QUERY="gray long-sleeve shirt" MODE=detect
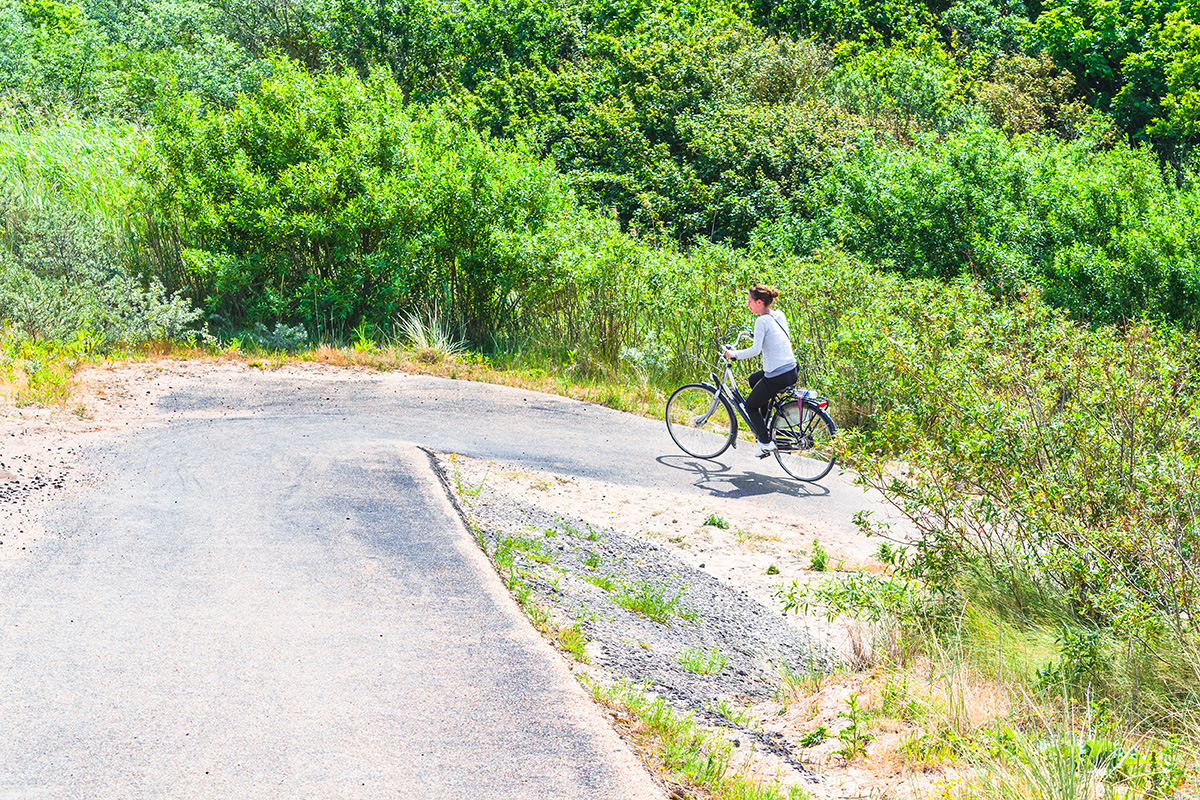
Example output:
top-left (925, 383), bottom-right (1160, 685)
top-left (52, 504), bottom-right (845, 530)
top-left (732, 310), bottom-right (797, 377)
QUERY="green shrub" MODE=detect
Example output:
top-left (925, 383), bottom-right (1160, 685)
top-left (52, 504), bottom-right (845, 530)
top-left (0, 113), bottom-right (205, 349)
top-left (0, 197), bottom-right (199, 346)
top-left (147, 59), bottom-right (589, 341)
top-left (816, 276), bottom-right (1200, 712)
top-left (0, 0), bottom-right (116, 114)
top-left (0, 328), bottom-right (84, 404)
top-left (778, 123), bottom-right (1200, 325)
top-left (809, 540), bottom-right (828, 572)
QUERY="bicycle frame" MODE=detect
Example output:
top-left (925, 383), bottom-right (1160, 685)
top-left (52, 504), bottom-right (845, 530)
top-left (690, 335), bottom-right (758, 446)
top-left (691, 334), bottom-right (830, 447)
top-left (666, 330), bottom-right (837, 481)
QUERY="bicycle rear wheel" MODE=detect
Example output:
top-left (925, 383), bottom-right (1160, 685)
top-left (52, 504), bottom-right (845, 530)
top-left (665, 383), bottom-right (736, 459)
top-left (770, 400), bottom-right (836, 482)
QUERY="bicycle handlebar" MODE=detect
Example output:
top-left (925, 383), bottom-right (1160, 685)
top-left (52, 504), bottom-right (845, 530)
top-left (718, 329), bottom-right (752, 360)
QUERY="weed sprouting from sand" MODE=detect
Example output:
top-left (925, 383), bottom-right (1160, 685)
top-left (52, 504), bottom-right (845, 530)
top-left (836, 692), bottom-right (874, 762)
top-left (809, 540), bottom-right (828, 572)
top-left (775, 662), bottom-right (835, 705)
top-left (614, 579), bottom-right (697, 624)
top-left (678, 646), bottom-right (728, 675)
top-left (499, 534), bottom-right (557, 565)
top-left (449, 453), bottom-right (490, 500)
top-left (584, 679), bottom-right (745, 796)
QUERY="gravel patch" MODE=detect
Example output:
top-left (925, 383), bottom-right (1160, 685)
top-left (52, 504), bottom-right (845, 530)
top-left (0, 425), bottom-right (97, 559)
top-left (430, 450), bottom-right (837, 778)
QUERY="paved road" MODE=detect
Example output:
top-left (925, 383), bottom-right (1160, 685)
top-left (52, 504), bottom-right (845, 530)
top-left (0, 370), bottom-right (889, 798)
top-left (157, 371), bottom-right (882, 530)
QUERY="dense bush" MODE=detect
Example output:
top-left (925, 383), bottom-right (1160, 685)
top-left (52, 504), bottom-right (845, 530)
top-left (766, 123), bottom-right (1200, 325)
top-left (1034, 0), bottom-right (1200, 149)
top-left (734, 252), bottom-right (1200, 709)
top-left (0, 0), bottom-right (117, 113)
top-left (0, 0), bottom-right (278, 115)
top-left (840, 286), bottom-right (1200, 704)
top-left (146, 60), bottom-right (592, 339)
top-left (0, 196), bottom-right (200, 346)
top-left (6, 0), bottom-right (1200, 331)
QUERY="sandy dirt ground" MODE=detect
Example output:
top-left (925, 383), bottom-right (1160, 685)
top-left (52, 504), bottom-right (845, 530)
top-left (440, 451), bottom-right (881, 650)
top-left (442, 451), bottom-right (959, 800)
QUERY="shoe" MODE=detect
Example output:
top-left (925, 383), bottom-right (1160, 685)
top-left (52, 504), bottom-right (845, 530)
top-left (754, 440), bottom-right (777, 458)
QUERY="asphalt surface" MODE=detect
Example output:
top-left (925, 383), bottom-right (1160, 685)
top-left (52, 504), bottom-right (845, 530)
top-left (0, 370), bottom-right (888, 798)
top-left (154, 371), bottom-right (879, 527)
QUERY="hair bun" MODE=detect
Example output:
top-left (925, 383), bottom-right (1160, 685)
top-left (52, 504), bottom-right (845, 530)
top-left (750, 284), bottom-right (780, 302)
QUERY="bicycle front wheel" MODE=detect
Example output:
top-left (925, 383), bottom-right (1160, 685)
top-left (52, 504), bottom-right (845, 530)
top-left (665, 383), bottom-right (736, 459)
top-left (770, 400), bottom-right (837, 482)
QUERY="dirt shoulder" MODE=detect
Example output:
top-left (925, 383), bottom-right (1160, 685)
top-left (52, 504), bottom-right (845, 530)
top-left (437, 450), bottom-right (952, 800)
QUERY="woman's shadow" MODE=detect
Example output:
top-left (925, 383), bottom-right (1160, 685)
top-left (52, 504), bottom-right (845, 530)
top-left (655, 453), bottom-right (830, 499)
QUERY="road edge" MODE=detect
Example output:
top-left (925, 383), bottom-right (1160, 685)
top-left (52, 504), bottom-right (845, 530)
top-left (414, 445), bottom-right (667, 800)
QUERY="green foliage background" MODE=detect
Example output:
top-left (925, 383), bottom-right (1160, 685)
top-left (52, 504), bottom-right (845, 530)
top-left (6, 0), bottom-right (1200, 727)
top-left (7, 0), bottom-right (1200, 333)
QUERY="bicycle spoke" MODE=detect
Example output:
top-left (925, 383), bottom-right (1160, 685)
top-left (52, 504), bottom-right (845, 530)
top-left (666, 384), bottom-right (736, 459)
top-left (770, 400), bottom-right (836, 481)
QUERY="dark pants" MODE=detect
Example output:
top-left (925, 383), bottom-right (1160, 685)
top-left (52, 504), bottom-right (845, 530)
top-left (745, 367), bottom-right (798, 443)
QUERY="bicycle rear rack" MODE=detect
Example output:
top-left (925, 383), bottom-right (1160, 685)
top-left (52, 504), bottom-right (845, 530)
top-left (792, 387), bottom-right (830, 410)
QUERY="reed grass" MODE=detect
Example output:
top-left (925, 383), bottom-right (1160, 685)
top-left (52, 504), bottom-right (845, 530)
top-left (0, 115), bottom-right (148, 223)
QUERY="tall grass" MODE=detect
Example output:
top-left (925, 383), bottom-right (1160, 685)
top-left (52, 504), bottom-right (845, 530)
top-left (0, 115), bottom-right (200, 353)
top-left (0, 115), bottom-right (148, 223)
top-left (0, 114), bottom-right (193, 298)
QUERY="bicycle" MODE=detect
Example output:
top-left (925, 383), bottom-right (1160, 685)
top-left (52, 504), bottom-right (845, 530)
top-left (664, 330), bottom-right (837, 482)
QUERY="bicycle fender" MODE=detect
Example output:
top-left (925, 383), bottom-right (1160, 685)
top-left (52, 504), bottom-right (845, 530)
top-left (802, 399), bottom-right (837, 433)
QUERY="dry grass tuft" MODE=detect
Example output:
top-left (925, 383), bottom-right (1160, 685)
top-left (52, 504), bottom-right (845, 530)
top-left (414, 347), bottom-right (442, 364)
top-left (305, 344), bottom-right (398, 368)
top-left (136, 340), bottom-right (183, 358)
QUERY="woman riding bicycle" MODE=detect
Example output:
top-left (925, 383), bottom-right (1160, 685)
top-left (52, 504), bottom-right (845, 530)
top-left (724, 285), bottom-right (798, 458)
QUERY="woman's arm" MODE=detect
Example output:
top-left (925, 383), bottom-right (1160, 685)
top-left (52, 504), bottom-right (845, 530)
top-left (729, 316), bottom-right (766, 360)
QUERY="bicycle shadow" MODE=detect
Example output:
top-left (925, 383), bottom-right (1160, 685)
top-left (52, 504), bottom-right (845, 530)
top-left (655, 454), bottom-right (831, 499)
